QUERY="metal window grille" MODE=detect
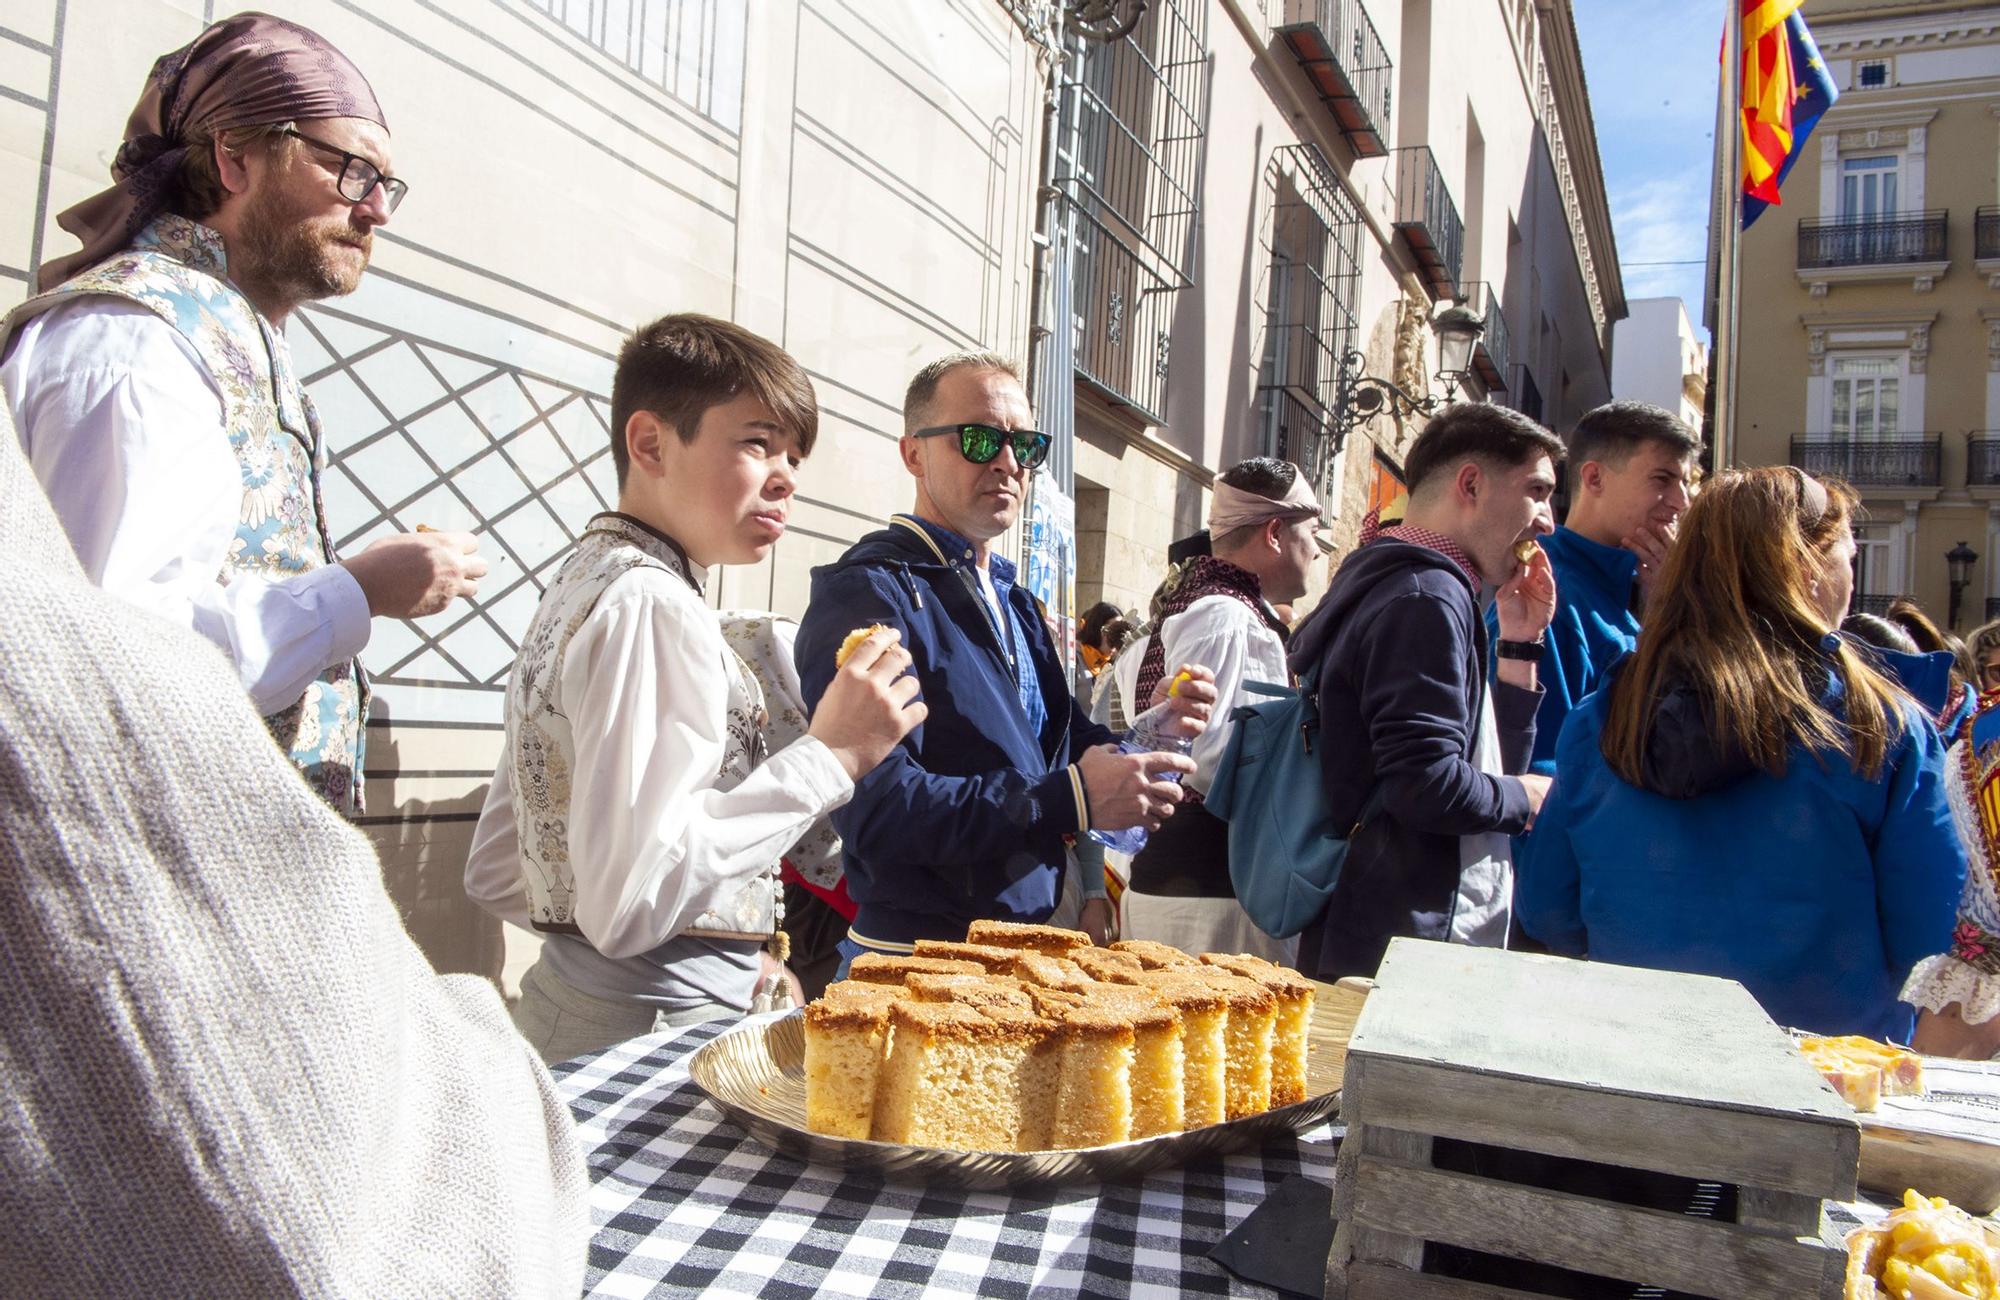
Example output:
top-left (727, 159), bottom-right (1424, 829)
top-left (1254, 144), bottom-right (1361, 499)
top-left (1858, 60), bottom-right (1888, 88)
top-left (528, 0), bottom-right (747, 131)
top-left (1053, 0), bottom-right (1209, 423)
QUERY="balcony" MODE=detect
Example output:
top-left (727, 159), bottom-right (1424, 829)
top-left (1988, 596), bottom-right (2000, 623)
top-left (1969, 434), bottom-right (2000, 488)
top-left (1979, 207), bottom-right (2000, 287)
top-left (1462, 281), bottom-right (1510, 393)
top-left (1274, 0), bottom-right (1393, 158)
top-left (1796, 210), bottom-right (1948, 294)
top-left (1256, 381), bottom-right (1340, 501)
top-left (1853, 594), bottom-right (1899, 617)
top-left (1789, 435), bottom-right (1942, 490)
top-left (1067, 199), bottom-right (1177, 425)
top-left (1391, 146), bottom-right (1463, 300)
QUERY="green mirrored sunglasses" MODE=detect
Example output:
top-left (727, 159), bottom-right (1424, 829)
top-left (913, 423), bottom-right (1051, 470)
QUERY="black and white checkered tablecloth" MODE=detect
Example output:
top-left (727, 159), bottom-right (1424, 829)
top-left (552, 1015), bottom-right (1334, 1298)
top-left (552, 1017), bottom-right (1902, 1300)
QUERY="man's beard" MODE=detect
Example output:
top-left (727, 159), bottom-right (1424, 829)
top-left (234, 184), bottom-right (371, 312)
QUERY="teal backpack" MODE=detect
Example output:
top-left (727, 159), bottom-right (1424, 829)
top-left (1205, 664), bottom-right (1379, 939)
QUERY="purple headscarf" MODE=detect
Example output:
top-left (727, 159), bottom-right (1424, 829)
top-left (36, 11), bottom-right (387, 291)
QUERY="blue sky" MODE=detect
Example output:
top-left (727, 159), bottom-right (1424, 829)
top-left (1573, 0), bottom-right (1722, 342)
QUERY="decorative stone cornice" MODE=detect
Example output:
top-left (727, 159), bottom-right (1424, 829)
top-left (1532, 0), bottom-right (1626, 340)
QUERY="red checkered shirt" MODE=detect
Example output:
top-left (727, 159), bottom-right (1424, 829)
top-left (1374, 523), bottom-right (1481, 592)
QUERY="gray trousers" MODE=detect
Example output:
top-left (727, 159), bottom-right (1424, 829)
top-left (511, 958), bottom-right (736, 1066)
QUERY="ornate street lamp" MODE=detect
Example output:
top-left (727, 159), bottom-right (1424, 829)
top-left (1947, 540), bottom-right (1979, 629)
top-left (1330, 303), bottom-right (1486, 455)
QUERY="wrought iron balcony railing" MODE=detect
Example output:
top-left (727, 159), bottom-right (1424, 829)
top-left (1987, 596), bottom-right (2000, 623)
top-left (1789, 435), bottom-right (1942, 488)
top-left (1853, 594), bottom-right (1899, 617)
top-left (1067, 198), bottom-right (1176, 424)
top-left (1462, 281), bottom-right (1510, 393)
top-left (1273, 0), bottom-right (1393, 158)
top-left (1391, 146), bottom-right (1463, 300)
top-left (1969, 435), bottom-right (2000, 487)
top-left (1796, 210), bottom-right (1947, 269)
top-left (1256, 381), bottom-right (1340, 501)
top-left (1979, 207), bottom-right (2000, 261)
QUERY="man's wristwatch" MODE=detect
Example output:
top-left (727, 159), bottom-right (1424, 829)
top-left (1495, 636), bottom-right (1546, 662)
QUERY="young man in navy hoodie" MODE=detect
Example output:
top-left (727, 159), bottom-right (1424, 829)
top-left (1288, 403), bottom-right (1562, 980)
top-left (1513, 400), bottom-right (1698, 778)
top-left (794, 352), bottom-right (1215, 969)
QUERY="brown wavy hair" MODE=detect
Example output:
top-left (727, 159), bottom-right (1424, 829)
top-left (1601, 467), bottom-right (1906, 783)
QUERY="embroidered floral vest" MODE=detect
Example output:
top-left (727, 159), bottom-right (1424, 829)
top-left (508, 513), bottom-right (779, 941)
top-left (2, 215), bottom-right (367, 814)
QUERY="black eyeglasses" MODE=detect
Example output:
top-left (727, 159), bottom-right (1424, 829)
top-left (281, 127), bottom-right (409, 213)
top-left (913, 423), bottom-right (1051, 470)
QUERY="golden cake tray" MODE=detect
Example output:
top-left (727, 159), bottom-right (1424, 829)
top-left (686, 1008), bottom-right (1344, 1189)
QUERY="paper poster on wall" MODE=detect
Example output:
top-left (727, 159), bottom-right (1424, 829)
top-left (1023, 478), bottom-right (1077, 672)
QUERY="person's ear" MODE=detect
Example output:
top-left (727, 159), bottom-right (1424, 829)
top-left (899, 434), bottom-right (925, 480)
top-left (1455, 460), bottom-right (1481, 506)
top-left (1580, 461), bottom-right (1605, 496)
top-left (625, 411), bottom-right (668, 481)
top-left (214, 131), bottom-right (259, 199)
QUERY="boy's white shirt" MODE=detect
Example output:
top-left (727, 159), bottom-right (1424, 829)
top-left (463, 564), bottom-right (853, 958)
top-left (1113, 594), bottom-right (1289, 794)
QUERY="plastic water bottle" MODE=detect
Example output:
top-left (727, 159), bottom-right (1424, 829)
top-left (1087, 699), bottom-right (1193, 857)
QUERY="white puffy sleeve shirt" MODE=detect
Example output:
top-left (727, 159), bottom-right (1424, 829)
top-left (463, 567), bottom-right (855, 958)
top-left (1, 299), bottom-right (370, 714)
top-left (1117, 594), bottom-right (1291, 796)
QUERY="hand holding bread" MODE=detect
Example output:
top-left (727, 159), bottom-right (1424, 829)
top-left (811, 626), bottom-right (926, 781)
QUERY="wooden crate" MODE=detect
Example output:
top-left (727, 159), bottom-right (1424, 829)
top-left (1326, 941), bottom-right (1861, 1300)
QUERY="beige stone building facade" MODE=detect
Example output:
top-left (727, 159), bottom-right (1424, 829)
top-left (1732, 0), bottom-right (2000, 629)
top-left (0, 0), bottom-right (1619, 980)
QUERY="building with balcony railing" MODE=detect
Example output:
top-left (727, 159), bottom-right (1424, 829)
top-left (1789, 435), bottom-right (1944, 489)
top-left (1731, 0), bottom-right (2000, 632)
top-left (1390, 145), bottom-right (1463, 300)
top-left (1462, 281), bottom-right (1510, 395)
top-left (1273, 0), bottom-right (1393, 157)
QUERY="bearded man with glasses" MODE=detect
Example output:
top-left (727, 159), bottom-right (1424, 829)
top-left (1, 15), bottom-right (483, 816)
top-left (796, 352), bottom-right (1217, 970)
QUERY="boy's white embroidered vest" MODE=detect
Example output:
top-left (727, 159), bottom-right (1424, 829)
top-left (1, 215), bottom-right (367, 815)
top-left (509, 513), bottom-right (778, 941)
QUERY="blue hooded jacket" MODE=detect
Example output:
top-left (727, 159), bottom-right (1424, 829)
top-left (794, 514), bottom-right (1113, 949)
top-left (1516, 642), bottom-right (1967, 1041)
top-left (1508, 527), bottom-right (1640, 778)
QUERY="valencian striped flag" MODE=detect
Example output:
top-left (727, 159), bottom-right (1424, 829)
top-left (1740, 0), bottom-right (1839, 228)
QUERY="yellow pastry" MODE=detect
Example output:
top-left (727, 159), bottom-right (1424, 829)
top-left (834, 624), bottom-right (889, 668)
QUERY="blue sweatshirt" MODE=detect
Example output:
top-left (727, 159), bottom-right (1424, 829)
top-left (1489, 527), bottom-right (1640, 779)
top-left (1516, 646), bottom-right (1966, 1041)
top-left (794, 515), bottom-right (1113, 949)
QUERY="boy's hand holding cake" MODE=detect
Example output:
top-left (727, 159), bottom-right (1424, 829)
top-left (811, 626), bottom-right (925, 780)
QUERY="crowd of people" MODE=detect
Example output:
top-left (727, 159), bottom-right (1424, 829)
top-left (5, 11), bottom-right (1999, 1292)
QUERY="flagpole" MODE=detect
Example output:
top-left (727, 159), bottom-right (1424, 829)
top-left (1715, 0), bottom-right (1744, 471)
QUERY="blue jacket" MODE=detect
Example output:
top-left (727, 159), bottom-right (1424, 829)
top-left (1486, 527), bottom-right (1639, 779)
top-left (1516, 645), bottom-right (1967, 1041)
top-left (794, 515), bottom-right (1113, 948)
top-left (1288, 538), bottom-right (1541, 980)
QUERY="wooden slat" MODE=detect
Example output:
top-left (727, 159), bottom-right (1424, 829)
top-left (1345, 1055), bottom-right (1859, 1200)
top-left (1738, 1187), bottom-right (1829, 1237)
top-left (1329, 1123), bottom-right (1429, 1298)
top-left (1344, 1155), bottom-right (1847, 1300)
top-left (1347, 1264), bottom-right (1567, 1300)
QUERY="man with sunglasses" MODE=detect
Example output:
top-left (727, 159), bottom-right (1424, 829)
top-left (795, 352), bottom-right (1216, 966)
top-left (1, 15), bottom-right (482, 816)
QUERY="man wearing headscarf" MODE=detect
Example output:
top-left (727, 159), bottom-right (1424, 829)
top-left (0, 13), bottom-right (484, 815)
top-left (1111, 458), bottom-right (1322, 965)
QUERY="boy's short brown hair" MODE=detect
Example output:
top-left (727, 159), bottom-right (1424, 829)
top-left (608, 314), bottom-right (818, 486)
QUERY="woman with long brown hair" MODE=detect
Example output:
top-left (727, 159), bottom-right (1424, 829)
top-left (1517, 467), bottom-right (1965, 1040)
